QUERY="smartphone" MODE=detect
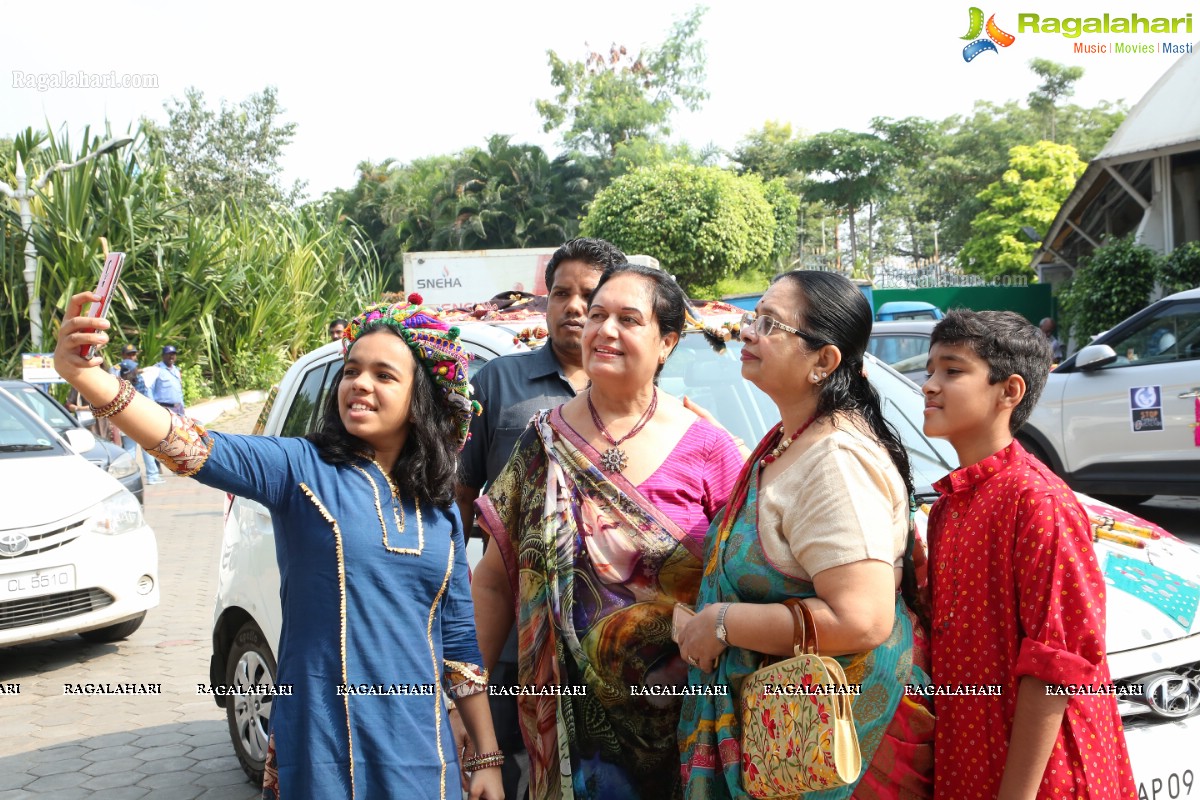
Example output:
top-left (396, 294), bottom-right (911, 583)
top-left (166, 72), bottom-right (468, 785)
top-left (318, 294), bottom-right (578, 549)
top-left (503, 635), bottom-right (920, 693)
top-left (79, 252), bottom-right (126, 359)
top-left (671, 603), bottom-right (695, 643)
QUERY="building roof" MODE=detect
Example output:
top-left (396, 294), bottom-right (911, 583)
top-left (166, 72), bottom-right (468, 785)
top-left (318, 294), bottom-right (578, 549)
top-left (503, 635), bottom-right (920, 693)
top-left (1097, 43), bottom-right (1200, 164)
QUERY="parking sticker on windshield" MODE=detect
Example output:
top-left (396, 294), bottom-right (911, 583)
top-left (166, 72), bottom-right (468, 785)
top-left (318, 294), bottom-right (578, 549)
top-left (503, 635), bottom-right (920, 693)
top-left (1130, 385), bottom-right (1163, 432)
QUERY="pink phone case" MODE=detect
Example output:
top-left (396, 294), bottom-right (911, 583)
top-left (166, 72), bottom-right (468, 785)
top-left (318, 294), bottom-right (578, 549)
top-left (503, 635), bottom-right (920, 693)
top-left (80, 252), bottom-right (125, 359)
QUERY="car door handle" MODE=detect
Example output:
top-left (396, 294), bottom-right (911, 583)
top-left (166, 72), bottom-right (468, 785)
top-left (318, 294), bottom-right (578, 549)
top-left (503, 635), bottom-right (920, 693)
top-left (1180, 388), bottom-right (1200, 398)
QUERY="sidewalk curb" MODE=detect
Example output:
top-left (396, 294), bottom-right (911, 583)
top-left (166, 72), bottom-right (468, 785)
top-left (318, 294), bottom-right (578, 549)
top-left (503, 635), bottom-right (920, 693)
top-left (187, 389), bottom-right (268, 426)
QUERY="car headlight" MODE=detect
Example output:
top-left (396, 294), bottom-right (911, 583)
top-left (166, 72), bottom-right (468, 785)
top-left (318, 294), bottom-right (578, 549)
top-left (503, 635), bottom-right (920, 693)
top-left (107, 451), bottom-right (140, 479)
top-left (85, 491), bottom-right (144, 535)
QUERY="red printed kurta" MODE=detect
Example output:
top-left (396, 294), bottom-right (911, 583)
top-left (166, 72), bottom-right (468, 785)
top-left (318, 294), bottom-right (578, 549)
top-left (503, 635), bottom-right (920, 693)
top-left (928, 441), bottom-right (1136, 800)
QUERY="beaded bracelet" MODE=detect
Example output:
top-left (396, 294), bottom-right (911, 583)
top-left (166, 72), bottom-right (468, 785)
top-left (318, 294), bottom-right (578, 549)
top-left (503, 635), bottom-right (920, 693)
top-left (462, 750), bottom-right (505, 771)
top-left (93, 379), bottom-right (136, 419)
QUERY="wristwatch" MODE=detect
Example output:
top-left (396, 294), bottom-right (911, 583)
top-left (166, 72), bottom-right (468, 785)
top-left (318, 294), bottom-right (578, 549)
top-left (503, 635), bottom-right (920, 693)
top-left (714, 603), bottom-right (733, 646)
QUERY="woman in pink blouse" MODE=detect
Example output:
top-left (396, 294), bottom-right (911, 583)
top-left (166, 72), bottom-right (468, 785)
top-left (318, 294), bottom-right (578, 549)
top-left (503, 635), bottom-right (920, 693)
top-left (471, 263), bottom-right (743, 799)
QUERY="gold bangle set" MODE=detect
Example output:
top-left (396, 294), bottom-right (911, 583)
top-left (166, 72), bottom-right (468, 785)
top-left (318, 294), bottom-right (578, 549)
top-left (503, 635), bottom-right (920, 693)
top-left (93, 379), bottom-right (136, 419)
top-left (462, 750), bottom-right (504, 771)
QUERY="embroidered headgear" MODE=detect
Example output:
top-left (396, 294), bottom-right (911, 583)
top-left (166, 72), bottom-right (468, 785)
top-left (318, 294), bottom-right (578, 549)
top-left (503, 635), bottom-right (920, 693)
top-left (343, 294), bottom-right (483, 451)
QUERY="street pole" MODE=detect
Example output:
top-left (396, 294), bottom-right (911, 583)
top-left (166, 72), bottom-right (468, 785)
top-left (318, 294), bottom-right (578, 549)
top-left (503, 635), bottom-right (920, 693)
top-left (0, 137), bottom-right (133, 351)
top-left (15, 154), bottom-right (42, 350)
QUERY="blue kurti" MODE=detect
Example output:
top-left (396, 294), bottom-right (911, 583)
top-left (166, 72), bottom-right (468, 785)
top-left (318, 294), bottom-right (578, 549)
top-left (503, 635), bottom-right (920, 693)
top-left (195, 432), bottom-right (481, 800)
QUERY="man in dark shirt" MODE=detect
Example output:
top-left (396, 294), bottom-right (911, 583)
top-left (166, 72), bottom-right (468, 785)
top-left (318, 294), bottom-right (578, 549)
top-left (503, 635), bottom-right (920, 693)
top-left (455, 237), bottom-right (625, 798)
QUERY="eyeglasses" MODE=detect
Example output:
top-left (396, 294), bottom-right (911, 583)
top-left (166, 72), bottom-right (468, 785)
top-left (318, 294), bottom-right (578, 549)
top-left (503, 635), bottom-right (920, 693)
top-left (738, 312), bottom-right (824, 345)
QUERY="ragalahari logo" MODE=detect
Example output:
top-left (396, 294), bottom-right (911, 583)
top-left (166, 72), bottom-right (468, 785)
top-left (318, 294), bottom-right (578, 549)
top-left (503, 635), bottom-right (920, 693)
top-left (961, 7), bottom-right (1016, 61)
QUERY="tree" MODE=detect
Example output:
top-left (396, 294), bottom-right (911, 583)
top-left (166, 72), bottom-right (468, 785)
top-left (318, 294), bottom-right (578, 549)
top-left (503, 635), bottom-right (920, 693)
top-left (580, 163), bottom-right (774, 291)
top-left (958, 141), bottom-right (1086, 279)
top-left (1027, 58), bottom-right (1084, 142)
top-left (871, 116), bottom-right (945, 267)
top-left (790, 130), bottom-right (894, 269)
top-left (1059, 236), bottom-right (1160, 342)
top-left (430, 135), bottom-right (588, 250)
top-left (146, 86), bottom-right (302, 214)
top-left (1159, 240), bottom-right (1200, 295)
top-left (535, 6), bottom-right (708, 159)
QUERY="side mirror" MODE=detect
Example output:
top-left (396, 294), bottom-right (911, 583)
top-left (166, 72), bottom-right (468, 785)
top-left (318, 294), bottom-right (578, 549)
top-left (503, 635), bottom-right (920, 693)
top-left (63, 427), bottom-right (97, 453)
top-left (1076, 344), bottom-right (1118, 371)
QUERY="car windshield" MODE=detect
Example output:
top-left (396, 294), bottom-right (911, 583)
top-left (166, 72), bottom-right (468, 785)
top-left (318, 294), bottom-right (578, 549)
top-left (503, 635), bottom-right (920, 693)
top-left (664, 333), bottom-right (957, 495)
top-left (0, 393), bottom-right (64, 457)
top-left (5, 384), bottom-right (76, 434)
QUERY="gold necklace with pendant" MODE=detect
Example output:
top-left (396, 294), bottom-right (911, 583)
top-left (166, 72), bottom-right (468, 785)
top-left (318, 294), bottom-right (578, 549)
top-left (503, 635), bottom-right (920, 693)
top-left (352, 460), bottom-right (425, 555)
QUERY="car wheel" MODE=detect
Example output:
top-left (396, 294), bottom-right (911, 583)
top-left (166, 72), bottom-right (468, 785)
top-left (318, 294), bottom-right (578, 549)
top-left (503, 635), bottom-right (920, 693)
top-left (78, 612), bottom-right (146, 643)
top-left (225, 620), bottom-right (277, 785)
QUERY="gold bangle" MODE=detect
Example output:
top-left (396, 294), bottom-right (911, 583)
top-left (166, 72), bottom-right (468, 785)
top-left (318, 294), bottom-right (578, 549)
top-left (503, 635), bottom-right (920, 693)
top-left (462, 750), bottom-right (505, 771)
top-left (94, 379), bottom-right (135, 419)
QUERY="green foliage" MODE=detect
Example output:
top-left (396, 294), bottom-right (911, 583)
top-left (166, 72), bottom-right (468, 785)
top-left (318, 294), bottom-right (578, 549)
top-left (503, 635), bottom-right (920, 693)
top-left (691, 271), bottom-right (771, 301)
top-left (229, 344), bottom-right (290, 390)
top-left (0, 124), bottom-right (382, 392)
top-left (870, 117), bottom-right (945, 266)
top-left (790, 129), bottom-right (894, 266)
top-left (761, 178), bottom-right (800, 269)
top-left (145, 86), bottom-right (302, 214)
top-left (580, 163), bottom-right (774, 292)
top-left (1159, 240), bottom-right (1200, 294)
top-left (958, 141), bottom-right (1086, 279)
top-left (1027, 59), bottom-right (1085, 141)
top-left (929, 94), bottom-right (1125, 255)
top-left (1058, 235), bottom-right (1160, 342)
top-left (536, 6), bottom-right (709, 158)
top-left (182, 362), bottom-right (214, 406)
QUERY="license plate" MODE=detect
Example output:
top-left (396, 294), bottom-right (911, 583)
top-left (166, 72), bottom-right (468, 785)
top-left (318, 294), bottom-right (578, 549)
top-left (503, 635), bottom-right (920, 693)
top-left (1128, 721), bottom-right (1198, 799)
top-left (2, 565), bottom-right (76, 600)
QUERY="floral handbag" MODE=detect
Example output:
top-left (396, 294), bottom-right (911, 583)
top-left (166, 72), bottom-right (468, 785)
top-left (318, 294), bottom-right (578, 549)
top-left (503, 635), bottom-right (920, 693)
top-left (739, 599), bottom-right (862, 797)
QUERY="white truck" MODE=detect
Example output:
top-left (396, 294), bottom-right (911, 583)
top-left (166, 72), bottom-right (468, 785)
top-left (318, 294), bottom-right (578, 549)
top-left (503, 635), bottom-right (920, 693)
top-left (402, 248), bottom-right (662, 305)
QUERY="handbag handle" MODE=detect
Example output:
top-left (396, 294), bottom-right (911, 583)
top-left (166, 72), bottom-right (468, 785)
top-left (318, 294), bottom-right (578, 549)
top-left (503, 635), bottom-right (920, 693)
top-left (782, 598), bottom-right (818, 656)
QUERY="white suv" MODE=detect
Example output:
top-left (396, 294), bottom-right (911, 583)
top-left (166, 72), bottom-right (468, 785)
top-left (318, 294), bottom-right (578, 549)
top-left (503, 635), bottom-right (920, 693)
top-left (1020, 287), bottom-right (1200, 502)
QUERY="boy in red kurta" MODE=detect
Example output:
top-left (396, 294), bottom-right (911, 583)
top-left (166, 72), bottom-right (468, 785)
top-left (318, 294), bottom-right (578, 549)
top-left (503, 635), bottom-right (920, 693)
top-left (922, 310), bottom-right (1136, 800)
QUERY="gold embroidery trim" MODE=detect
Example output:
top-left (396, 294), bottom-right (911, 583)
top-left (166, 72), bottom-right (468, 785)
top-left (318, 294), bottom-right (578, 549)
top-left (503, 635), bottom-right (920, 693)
top-left (351, 464), bottom-right (425, 555)
top-left (444, 661), bottom-right (489, 698)
top-left (146, 413), bottom-right (212, 476)
top-left (300, 483), bottom-right (356, 798)
top-left (427, 538), bottom-right (456, 800)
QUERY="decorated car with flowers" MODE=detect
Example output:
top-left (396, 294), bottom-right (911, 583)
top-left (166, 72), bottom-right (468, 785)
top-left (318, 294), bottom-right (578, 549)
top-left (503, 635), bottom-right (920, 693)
top-left (211, 300), bottom-right (1200, 792)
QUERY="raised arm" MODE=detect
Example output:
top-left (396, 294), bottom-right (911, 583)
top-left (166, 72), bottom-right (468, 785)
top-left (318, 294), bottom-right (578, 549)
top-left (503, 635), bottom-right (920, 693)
top-left (54, 292), bottom-right (173, 450)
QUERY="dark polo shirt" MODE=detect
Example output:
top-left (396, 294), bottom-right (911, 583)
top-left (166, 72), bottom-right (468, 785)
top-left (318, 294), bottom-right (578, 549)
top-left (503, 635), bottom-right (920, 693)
top-left (461, 342), bottom-right (576, 491)
top-left (460, 341), bottom-right (576, 677)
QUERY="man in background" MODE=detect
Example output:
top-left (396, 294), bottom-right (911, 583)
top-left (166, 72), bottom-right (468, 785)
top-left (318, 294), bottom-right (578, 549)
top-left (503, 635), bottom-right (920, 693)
top-left (329, 318), bottom-right (348, 341)
top-left (149, 345), bottom-right (185, 416)
top-left (1039, 317), bottom-right (1064, 362)
top-left (456, 237), bottom-right (627, 799)
top-left (120, 344), bottom-right (164, 485)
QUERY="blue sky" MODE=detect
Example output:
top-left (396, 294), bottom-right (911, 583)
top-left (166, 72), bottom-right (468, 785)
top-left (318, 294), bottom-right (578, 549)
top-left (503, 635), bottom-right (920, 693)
top-left (3, 0), bottom-right (1195, 197)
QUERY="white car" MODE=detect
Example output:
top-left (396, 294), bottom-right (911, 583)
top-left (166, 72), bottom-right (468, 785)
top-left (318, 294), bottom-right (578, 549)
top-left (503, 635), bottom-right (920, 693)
top-left (0, 388), bottom-right (159, 646)
top-left (211, 313), bottom-right (1200, 794)
top-left (1021, 286), bottom-right (1200, 502)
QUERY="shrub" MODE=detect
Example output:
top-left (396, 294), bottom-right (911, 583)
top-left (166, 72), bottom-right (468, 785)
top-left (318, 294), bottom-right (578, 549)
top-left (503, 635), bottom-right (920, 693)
top-left (1159, 240), bottom-right (1200, 294)
top-left (182, 362), bottom-right (214, 406)
top-left (580, 163), bottom-right (775, 292)
top-left (1058, 235), bottom-right (1160, 345)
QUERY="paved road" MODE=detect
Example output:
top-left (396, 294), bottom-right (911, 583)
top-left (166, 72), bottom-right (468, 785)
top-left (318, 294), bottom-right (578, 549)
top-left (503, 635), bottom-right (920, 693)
top-left (1, 391), bottom-right (1196, 799)
top-left (0, 401), bottom-right (266, 800)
